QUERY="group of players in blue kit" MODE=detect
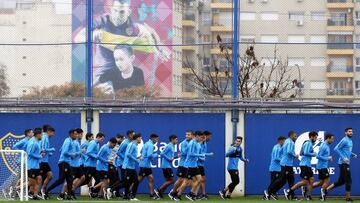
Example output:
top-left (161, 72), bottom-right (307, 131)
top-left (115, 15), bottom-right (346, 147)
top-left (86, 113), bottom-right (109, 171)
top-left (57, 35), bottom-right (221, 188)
top-left (13, 124), bottom-right (245, 201)
top-left (264, 128), bottom-right (357, 202)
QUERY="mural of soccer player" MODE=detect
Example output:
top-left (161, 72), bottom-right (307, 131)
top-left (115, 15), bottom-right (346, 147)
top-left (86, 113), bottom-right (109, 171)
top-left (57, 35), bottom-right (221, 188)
top-left (75, 0), bottom-right (171, 86)
top-left (97, 45), bottom-right (145, 93)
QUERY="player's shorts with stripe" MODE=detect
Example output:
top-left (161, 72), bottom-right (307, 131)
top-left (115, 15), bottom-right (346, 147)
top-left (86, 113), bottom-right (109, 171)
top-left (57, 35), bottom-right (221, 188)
top-left (39, 162), bottom-right (52, 176)
top-left (28, 169), bottom-right (41, 179)
top-left (187, 167), bottom-right (200, 179)
top-left (162, 168), bottom-right (174, 179)
top-left (98, 170), bottom-right (109, 179)
top-left (71, 167), bottom-right (84, 179)
top-left (199, 166), bottom-right (205, 176)
top-left (177, 166), bottom-right (188, 178)
top-left (139, 167), bottom-right (152, 177)
top-left (318, 168), bottom-right (330, 180)
top-left (300, 166), bottom-right (313, 180)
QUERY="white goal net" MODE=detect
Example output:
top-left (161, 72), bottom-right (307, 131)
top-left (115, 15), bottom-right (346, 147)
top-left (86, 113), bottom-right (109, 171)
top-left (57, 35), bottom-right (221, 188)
top-left (0, 150), bottom-right (28, 201)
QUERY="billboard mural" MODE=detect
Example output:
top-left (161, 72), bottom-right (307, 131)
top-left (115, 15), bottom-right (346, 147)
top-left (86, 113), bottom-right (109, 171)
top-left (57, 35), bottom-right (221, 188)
top-left (99, 113), bottom-right (226, 194)
top-left (72, 0), bottom-right (172, 96)
top-left (245, 114), bottom-right (360, 195)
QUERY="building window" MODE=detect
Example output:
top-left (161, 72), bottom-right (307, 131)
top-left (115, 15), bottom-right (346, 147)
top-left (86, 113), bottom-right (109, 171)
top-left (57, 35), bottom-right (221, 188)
top-left (260, 35), bottom-right (278, 43)
top-left (261, 57), bottom-right (277, 67)
top-left (288, 57), bottom-right (305, 67)
top-left (202, 11), bottom-right (211, 26)
top-left (356, 35), bottom-right (360, 49)
top-left (310, 57), bottom-right (326, 66)
top-left (240, 12), bottom-right (256, 21)
top-left (288, 35), bottom-right (305, 43)
top-left (203, 57), bottom-right (210, 66)
top-left (311, 12), bottom-right (326, 21)
top-left (310, 35), bottom-right (326, 43)
top-left (240, 35), bottom-right (256, 43)
top-left (310, 81), bottom-right (326, 90)
top-left (203, 35), bottom-right (210, 43)
top-left (289, 12), bottom-right (304, 21)
top-left (219, 12), bottom-right (233, 26)
top-left (356, 58), bottom-right (360, 72)
top-left (260, 12), bottom-right (279, 21)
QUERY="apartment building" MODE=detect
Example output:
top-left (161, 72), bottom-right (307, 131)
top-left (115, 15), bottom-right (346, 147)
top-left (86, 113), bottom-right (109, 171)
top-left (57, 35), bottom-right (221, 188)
top-left (210, 0), bottom-right (360, 102)
top-left (0, 0), bottom-right (72, 97)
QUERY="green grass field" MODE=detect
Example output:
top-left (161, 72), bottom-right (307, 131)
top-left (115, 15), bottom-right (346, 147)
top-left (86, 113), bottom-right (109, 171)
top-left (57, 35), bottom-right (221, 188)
top-left (15, 195), bottom-right (358, 202)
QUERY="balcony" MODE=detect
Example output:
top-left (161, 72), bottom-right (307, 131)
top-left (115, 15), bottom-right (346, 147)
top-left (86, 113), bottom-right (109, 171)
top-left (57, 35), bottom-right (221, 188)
top-left (327, 89), bottom-right (354, 100)
top-left (182, 61), bottom-right (195, 69)
top-left (211, 0), bottom-right (232, 9)
top-left (326, 66), bottom-right (354, 77)
top-left (327, 0), bottom-right (354, 9)
top-left (182, 13), bottom-right (196, 27)
top-left (182, 38), bottom-right (196, 51)
top-left (211, 23), bottom-right (232, 32)
top-left (326, 43), bottom-right (354, 55)
top-left (327, 19), bottom-right (354, 31)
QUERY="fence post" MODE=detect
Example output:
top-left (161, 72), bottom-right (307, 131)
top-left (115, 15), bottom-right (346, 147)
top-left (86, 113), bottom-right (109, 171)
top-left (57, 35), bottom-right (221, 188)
top-left (231, 0), bottom-right (240, 140)
top-left (86, 0), bottom-right (93, 134)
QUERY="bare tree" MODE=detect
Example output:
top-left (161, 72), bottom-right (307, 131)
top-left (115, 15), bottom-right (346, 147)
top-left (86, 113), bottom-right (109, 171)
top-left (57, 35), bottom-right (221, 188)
top-left (0, 63), bottom-right (10, 97)
top-left (185, 35), bottom-right (301, 99)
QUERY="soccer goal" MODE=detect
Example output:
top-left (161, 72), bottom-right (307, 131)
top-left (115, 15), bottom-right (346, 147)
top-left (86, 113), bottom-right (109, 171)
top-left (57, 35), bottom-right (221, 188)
top-left (0, 150), bottom-right (28, 201)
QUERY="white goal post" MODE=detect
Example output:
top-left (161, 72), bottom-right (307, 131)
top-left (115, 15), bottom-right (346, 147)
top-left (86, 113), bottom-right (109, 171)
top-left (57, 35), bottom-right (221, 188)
top-left (0, 150), bottom-right (28, 201)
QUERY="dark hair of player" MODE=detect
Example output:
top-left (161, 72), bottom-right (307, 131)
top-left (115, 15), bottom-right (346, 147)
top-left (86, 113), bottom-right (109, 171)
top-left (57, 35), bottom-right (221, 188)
top-left (96, 132), bottom-right (105, 138)
top-left (277, 136), bottom-right (286, 141)
top-left (169, 134), bottom-right (178, 141)
top-left (309, 131), bottom-right (318, 138)
top-left (325, 133), bottom-right (334, 140)
top-left (85, 133), bottom-right (93, 140)
top-left (109, 137), bottom-right (117, 144)
top-left (24, 129), bottom-right (32, 136)
top-left (150, 134), bottom-right (159, 139)
top-left (345, 127), bottom-right (352, 132)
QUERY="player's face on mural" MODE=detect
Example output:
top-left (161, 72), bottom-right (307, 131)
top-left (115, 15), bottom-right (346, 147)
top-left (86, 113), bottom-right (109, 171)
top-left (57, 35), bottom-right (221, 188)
top-left (114, 49), bottom-right (134, 73)
top-left (111, 1), bottom-right (131, 26)
top-left (345, 129), bottom-right (353, 137)
top-left (185, 132), bottom-right (193, 140)
top-left (327, 136), bottom-right (335, 144)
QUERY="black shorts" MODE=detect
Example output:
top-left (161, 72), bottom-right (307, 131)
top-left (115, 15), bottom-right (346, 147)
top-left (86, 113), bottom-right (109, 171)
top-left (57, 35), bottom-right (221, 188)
top-left (84, 167), bottom-right (96, 179)
top-left (177, 166), bottom-right (188, 178)
top-left (71, 167), bottom-right (84, 179)
top-left (199, 166), bottom-right (205, 176)
top-left (187, 167), bottom-right (200, 179)
top-left (300, 166), bottom-right (313, 180)
top-left (39, 162), bottom-right (51, 175)
top-left (28, 169), bottom-right (41, 179)
top-left (318, 168), bottom-right (330, 180)
top-left (139, 167), bottom-right (152, 177)
top-left (162, 168), bottom-right (174, 179)
top-left (98, 170), bottom-right (109, 180)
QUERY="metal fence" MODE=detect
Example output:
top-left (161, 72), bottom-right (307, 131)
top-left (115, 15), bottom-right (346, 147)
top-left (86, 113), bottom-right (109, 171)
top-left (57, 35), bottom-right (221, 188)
top-left (1, 0), bottom-right (360, 106)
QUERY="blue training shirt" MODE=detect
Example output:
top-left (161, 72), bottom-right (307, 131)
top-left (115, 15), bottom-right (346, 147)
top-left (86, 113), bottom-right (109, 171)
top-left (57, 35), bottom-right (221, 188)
top-left (139, 140), bottom-right (157, 168)
top-left (39, 132), bottom-right (55, 163)
top-left (122, 141), bottom-right (138, 170)
top-left (85, 139), bottom-right (100, 167)
top-left (96, 143), bottom-right (112, 171)
top-left (280, 138), bottom-right (297, 167)
top-left (316, 142), bottom-right (331, 169)
top-left (178, 139), bottom-right (190, 167)
top-left (335, 136), bottom-right (353, 165)
top-left (161, 143), bottom-right (175, 169)
top-left (80, 140), bottom-right (89, 166)
top-left (13, 137), bottom-right (30, 151)
top-left (184, 140), bottom-right (204, 168)
top-left (269, 144), bottom-right (283, 172)
top-left (59, 137), bottom-right (76, 164)
top-left (198, 142), bottom-right (208, 167)
top-left (300, 140), bottom-right (316, 167)
top-left (26, 138), bottom-right (42, 170)
top-left (71, 140), bottom-right (81, 167)
top-left (226, 145), bottom-right (246, 170)
top-left (117, 139), bottom-right (130, 167)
